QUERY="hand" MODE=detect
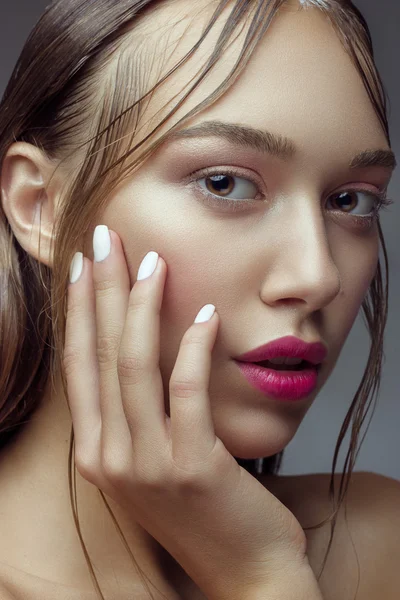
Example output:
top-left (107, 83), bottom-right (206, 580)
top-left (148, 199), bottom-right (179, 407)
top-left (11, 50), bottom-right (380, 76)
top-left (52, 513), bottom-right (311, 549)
top-left (64, 226), bottom-right (309, 600)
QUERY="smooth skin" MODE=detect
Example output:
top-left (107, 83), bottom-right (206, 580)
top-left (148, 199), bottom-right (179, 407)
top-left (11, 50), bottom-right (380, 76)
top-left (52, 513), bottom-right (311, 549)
top-left (0, 0), bottom-right (399, 598)
top-left (64, 226), bottom-right (321, 600)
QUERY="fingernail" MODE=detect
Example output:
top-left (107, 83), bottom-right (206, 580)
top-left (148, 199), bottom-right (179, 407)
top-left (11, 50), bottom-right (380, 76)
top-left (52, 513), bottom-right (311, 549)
top-left (69, 252), bottom-right (83, 284)
top-left (137, 251), bottom-right (159, 281)
top-left (93, 225), bottom-right (111, 263)
top-left (194, 304), bottom-right (215, 324)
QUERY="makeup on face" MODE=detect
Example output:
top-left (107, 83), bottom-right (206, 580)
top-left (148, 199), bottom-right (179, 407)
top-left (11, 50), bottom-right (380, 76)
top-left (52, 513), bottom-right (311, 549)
top-left (234, 360), bottom-right (320, 402)
top-left (233, 335), bottom-right (327, 402)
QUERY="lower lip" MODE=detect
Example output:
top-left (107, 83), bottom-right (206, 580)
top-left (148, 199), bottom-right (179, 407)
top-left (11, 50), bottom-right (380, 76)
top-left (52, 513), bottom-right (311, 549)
top-left (234, 361), bottom-right (320, 401)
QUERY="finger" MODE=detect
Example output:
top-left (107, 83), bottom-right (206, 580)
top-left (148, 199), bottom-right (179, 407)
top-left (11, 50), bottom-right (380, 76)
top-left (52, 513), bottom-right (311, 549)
top-left (64, 254), bottom-right (101, 464)
top-left (169, 305), bottom-right (219, 469)
top-left (118, 249), bottom-right (169, 452)
top-left (92, 226), bottom-right (132, 458)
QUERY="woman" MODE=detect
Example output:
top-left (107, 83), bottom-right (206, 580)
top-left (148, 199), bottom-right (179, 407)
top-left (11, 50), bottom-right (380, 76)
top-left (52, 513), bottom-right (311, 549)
top-left (0, 0), bottom-right (398, 598)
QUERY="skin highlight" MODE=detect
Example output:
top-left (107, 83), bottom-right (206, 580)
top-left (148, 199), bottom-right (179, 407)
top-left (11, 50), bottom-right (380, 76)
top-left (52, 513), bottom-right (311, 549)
top-left (0, 0), bottom-right (394, 598)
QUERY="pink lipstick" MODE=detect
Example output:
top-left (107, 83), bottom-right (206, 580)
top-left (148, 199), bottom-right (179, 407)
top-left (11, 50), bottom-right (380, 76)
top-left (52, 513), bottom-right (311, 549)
top-left (234, 335), bottom-right (327, 401)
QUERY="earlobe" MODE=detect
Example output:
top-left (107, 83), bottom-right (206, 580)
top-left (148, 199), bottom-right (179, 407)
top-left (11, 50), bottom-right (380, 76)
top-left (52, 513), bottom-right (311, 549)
top-left (0, 141), bottom-right (58, 268)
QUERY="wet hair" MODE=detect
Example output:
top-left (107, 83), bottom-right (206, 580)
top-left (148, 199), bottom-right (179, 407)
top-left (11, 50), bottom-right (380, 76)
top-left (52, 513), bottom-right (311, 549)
top-left (0, 0), bottom-right (392, 598)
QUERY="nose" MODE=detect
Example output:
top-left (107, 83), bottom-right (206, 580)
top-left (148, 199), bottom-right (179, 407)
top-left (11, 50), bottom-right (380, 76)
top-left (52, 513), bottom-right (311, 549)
top-left (259, 198), bottom-right (341, 312)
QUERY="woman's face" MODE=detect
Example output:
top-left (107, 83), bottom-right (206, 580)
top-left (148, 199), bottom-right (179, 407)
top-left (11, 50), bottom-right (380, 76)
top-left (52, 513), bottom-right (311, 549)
top-left (88, 1), bottom-right (394, 459)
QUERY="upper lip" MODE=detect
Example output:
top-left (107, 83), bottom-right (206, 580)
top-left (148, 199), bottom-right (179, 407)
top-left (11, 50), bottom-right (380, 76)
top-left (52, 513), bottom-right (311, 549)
top-left (235, 335), bottom-right (328, 365)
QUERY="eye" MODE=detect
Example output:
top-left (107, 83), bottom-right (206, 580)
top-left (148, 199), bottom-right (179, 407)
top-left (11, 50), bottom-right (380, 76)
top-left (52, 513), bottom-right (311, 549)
top-left (185, 166), bottom-right (393, 219)
top-left (196, 170), bottom-right (260, 201)
top-left (327, 190), bottom-right (383, 217)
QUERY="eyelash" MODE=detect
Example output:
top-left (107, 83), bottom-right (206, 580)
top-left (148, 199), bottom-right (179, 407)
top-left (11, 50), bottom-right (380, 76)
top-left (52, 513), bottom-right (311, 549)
top-left (185, 166), bottom-right (394, 227)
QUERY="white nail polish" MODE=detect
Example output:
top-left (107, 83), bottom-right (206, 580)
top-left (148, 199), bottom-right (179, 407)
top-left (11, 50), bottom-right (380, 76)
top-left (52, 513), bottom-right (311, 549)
top-left (93, 225), bottom-right (111, 262)
top-left (194, 304), bottom-right (215, 324)
top-left (137, 251), bottom-right (159, 281)
top-left (69, 252), bottom-right (83, 284)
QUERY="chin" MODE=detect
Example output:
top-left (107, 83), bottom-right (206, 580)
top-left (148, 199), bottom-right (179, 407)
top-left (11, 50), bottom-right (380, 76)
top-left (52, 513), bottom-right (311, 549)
top-left (215, 411), bottom-right (294, 460)
top-left (224, 433), bottom-right (287, 460)
top-left (227, 443), bottom-right (286, 461)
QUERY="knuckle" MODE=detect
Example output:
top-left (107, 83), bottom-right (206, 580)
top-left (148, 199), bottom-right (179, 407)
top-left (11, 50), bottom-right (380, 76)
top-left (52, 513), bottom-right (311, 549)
top-left (75, 452), bottom-right (99, 484)
top-left (169, 376), bottom-right (203, 398)
top-left (128, 287), bottom-right (149, 313)
top-left (63, 345), bottom-right (83, 378)
top-left (96, 330), bottom-right (121, 366)
top-left (117, 352), bottom-right (152, 383)
top-left (67, 298), bottom-right (86, 321)
top-left (93, 277), bottom-right (119, 296)
top-left (181, 330), bottom-right (204, 348)
top-left (101, 454), bottom-right (130, 485)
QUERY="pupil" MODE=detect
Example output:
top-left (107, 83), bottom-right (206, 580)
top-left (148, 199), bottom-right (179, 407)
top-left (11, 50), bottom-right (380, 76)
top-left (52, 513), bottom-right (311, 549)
top-left (336, 192), bottom-right (356, 211)
top-left (206, 175), bottom-right (234, 196)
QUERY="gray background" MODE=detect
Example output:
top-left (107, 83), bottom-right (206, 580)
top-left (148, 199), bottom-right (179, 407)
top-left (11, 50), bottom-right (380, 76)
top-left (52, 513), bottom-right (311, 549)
top-left (1, 1), bottom-right (398, 480)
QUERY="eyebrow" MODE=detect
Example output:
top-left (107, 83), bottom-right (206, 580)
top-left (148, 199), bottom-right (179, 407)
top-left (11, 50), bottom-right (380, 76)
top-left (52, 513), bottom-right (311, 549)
top-left (166, 119), bottom-right (397, 171)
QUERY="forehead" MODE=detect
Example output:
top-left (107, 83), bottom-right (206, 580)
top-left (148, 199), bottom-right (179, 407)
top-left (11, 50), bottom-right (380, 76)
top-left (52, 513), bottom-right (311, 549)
top-left (132, 0), bottom-right (388, 158)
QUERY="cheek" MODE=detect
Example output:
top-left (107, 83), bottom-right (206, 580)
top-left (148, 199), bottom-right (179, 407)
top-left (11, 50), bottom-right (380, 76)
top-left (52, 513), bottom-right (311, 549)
top-left (156, 245), bottom-right (248, 402)
top-left (158, 252), bottom-right (224, 366)
top-left (332, 233), bottom-right (379, 346)
top-left (101, 180), bottom-right (236, 378)
top-left (156, 254), bottom-right (232, 414)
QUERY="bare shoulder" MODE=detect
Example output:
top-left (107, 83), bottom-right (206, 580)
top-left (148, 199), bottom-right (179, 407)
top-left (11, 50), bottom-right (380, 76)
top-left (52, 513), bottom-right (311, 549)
top-left (260, 471), bottom-right (400, 600)
top-left (315, 470), bottom-right (400, 600)
top-left (341, 470), bottom-right (400, 598)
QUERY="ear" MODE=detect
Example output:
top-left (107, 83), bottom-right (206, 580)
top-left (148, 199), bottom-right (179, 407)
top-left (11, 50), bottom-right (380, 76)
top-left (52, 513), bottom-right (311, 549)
top-left (0, 142), bottom-right (62, 268)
